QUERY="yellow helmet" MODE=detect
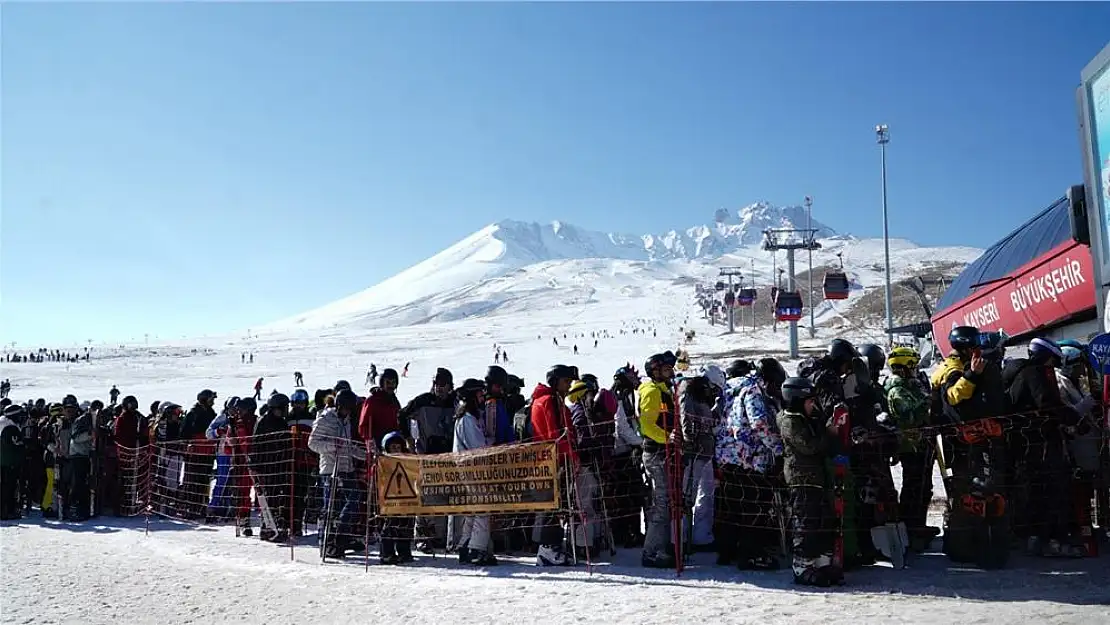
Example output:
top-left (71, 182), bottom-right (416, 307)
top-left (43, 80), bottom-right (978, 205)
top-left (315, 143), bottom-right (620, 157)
top-left (887, 346), bottom-right (920, 370)
top-left (567, 380), bottom-right (591, 403)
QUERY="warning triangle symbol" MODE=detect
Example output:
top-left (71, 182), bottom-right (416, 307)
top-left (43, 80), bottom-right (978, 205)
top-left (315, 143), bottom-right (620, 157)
top-left (384, 462), bottom-right (419, 500)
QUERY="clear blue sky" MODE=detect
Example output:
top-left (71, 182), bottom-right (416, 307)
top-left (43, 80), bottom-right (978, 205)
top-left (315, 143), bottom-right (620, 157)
top-left (3, 3), bottom-right (1108, 346)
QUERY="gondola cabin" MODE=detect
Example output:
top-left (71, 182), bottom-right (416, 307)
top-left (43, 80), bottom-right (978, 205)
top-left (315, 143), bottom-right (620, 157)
top-left (737, 288), bottom-right (757, 307)
top-left (822, 271), bottom-right (850, 300)
top-left (774, 290), bottom-right (804, 322)
top-left (723, 291), bottom-right (736, 307)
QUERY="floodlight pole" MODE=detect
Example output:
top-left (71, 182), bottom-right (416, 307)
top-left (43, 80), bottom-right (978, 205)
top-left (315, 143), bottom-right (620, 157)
top-left (877, 124), bottom-right (894, 347)
top-left (806, 196), bottom-right (815, 339)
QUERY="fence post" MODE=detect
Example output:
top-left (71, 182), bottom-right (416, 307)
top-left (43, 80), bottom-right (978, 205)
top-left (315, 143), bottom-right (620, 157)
top-left (289, 431), bottom-right (296, 561)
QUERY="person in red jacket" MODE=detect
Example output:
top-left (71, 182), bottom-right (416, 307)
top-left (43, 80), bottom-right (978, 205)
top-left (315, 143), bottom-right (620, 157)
top-left (530, 364), bottom-right (578, 566)
top-left (112, 395), bottom-right (142, 515)
top-left (359, 368), bottom-right (401, 450)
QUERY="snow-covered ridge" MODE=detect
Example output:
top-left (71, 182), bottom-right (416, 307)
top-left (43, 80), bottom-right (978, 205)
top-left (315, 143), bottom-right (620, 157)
top-left (269, 202), bottom-right (980, 330)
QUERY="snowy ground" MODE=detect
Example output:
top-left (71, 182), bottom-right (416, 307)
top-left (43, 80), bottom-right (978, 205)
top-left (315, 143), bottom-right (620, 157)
top-left (3, 515), bottom-right (1108, 625)
top-left (4, 287), bottom-right (1107, 623)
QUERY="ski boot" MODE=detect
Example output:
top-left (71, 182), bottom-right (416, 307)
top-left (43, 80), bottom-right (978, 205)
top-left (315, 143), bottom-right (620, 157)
top-left (641, 550), bottom-right (677, 569)
top-left (792, 555), bottom-right (844, 587)
top-left (536, 544), bottom-right (570, 566)
top-left (469, 551), bottom-right (499, 567)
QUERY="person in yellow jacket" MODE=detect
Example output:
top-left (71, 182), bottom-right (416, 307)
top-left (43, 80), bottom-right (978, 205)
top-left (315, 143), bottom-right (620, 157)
top-left (638, 353), bottom-right (677, 568)
top-left (929, 326), bottom-right (1007, 424)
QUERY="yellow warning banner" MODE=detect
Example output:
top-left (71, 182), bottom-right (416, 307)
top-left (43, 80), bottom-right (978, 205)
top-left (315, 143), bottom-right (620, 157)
top-left (376, 441), bottom-right (560, 516)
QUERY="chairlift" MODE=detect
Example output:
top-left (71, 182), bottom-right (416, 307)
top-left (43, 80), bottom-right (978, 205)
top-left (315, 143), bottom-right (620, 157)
top-left (737, 288), bottom-right (757, 307)
top-left (774, 290), bottom-right (804, 322)
top-left (823, 252), bottom-right (850, 300)
top-left (723, 291), bottom-right (736, 307)
top-left (715, 281), bottom-right (727, 291)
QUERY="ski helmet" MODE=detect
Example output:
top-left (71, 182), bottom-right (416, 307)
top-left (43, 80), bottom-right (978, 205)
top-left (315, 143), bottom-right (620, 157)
top-left (506, 374), bottom-right (524, 393)
top-left (122, 395), bottom-right (139, 411)
top-left (781, 377), bottom-right (816, 411)
top-left (382, 431), bottom-right (407, 453)
top-left (433, 367), bottom-right (454, 387)
top-left (697, 364), bottom-right (727, 391)
top-left (457, 378), bottom-right (486, 401)
top-left (3, 404), bottom-right (27, 424)
top-left (887, 347), bottom-right (920, 372)
top-left (334, 389), bottom-right (358, 412)
top-left (726, 359), bottom-right (753, 379)
top-left (614, 364), bottom-right (640, 389)
top-left (826, 339), bottom-right (858, 369)
top-left (580, 373), bottom-right (600, 393)
top-left (1029, 337), bottom-right (1063, 362)
top-left (1060, 346), bottom-right (1085, 369)
top-left (485, 365), bottom-right (508, 388)
top-left (1057, 338), bottom-right (1086, 352)
top-left (290, 389), bottom-right (310, 405)
top-left (224, 396), bottom-right (241, 412)
top-left (381, 369), bottom-right (399, 384)
top-left (62, 394), bottom-right (79, 409)
top-left (236, 397), bottom-right (258, 415)
top-left (546, 364), bottom-right (576, 387)
top-left (644, 353), bottom-right (670, 378)
top-left (197, 389), bottom-right (217, 403)
top-left (755, 358), bottom-right (787, 390)
top-left (334, 380), bottom-right (352, 393)
top-left (268, 393), bottom-right (290, 410)
top-left (948, 326), bottom-right (980, 352)
top-left (857, 344), bottom-right (886, 380)
top-left (567, 379), bottom-right (592, 402)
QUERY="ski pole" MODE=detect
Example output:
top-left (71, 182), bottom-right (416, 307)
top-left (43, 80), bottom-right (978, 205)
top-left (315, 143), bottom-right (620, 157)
top-left (569, 462), bottom-right (594, 574)
top-left (565, 463), bottom-right (577, 565)
top-left (592, 461), bottom-right (617, 557)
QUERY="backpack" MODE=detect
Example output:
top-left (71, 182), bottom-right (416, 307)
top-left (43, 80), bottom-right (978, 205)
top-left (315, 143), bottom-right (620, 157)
top-left (514, 399), bottom-right (534, 443)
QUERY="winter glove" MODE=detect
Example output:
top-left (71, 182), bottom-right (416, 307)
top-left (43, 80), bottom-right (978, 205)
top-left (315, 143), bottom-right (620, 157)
top-left (849, 426), bottom-right (871, 445)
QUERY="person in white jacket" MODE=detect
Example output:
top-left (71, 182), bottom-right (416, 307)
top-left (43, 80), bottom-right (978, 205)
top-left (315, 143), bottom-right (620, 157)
top-left (1056, 347), bottom-right (1100, 473)
top-left (308, 389), bottom-right (365, 558)
top-left (452, 378), bottom-right (497, 566)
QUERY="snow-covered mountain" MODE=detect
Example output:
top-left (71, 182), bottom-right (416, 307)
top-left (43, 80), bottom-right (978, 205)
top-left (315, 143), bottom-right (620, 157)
top-left (269, 202), bottom-right (981, 331)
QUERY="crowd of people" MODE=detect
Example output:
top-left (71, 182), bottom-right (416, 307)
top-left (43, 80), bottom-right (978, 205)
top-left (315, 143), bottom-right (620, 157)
top-left (0, 325), bottom-right (1106, 587)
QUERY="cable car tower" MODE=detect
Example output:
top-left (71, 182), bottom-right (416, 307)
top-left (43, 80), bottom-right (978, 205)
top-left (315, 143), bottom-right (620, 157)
top-left (763, 227), bottom-right (821, 358)
top-left (718, 266), bottom-right (747, 334)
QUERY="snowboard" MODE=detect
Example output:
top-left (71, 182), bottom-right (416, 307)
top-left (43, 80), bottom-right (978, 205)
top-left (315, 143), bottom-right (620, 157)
top-left (829, 403), bottom-right (851, 570)
top-left (247, 467), bottom-right (279, 536)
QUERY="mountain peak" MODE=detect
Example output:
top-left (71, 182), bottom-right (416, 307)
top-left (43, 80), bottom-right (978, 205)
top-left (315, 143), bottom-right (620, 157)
top-left (270, 200), bottom-right (981, 331)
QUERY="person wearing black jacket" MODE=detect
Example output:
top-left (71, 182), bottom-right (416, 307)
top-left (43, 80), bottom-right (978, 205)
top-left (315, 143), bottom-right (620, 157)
top-left (179, 390), bottom-right (218, 519)
top-left (252, 393), bottom-right (293, 542)
top-left (1003, 338), bottom-right (1084, 558)
top-left (0, 404), bottom-right (26, 520)
top-left (931, 326), bottom-right (1011, 567)
top-left (398, 368), bottom-right (456, 552)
